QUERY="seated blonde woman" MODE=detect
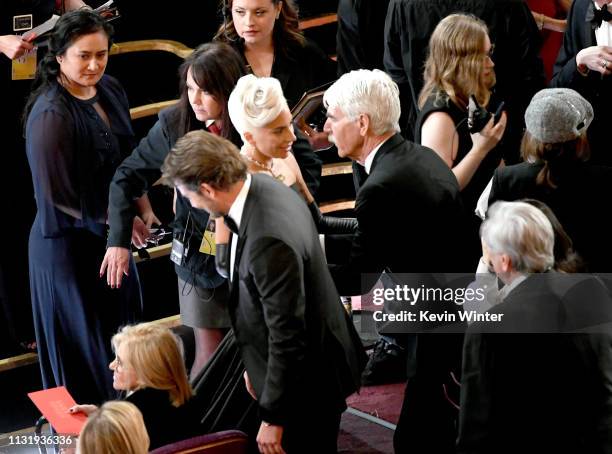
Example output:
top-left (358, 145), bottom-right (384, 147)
top-left (71, 323), bottom-right (198, 450)
top-left (77, 401), bottom-right (149, 454)
top-left (215, 74), bottom-right (356, 276)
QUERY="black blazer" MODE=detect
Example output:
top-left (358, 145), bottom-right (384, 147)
top-left (331, 133), bottom-right (468, 297)
top-left (488, 161), bottom-right (612, 272)
top-left (458, 273), bottom-right (612, 454)
top-left (126, 387), bottom-right (199, 450)
top-left (551, 0), bottom-right (612, 165)
top-left (229, 174), bottom-right (366, 426)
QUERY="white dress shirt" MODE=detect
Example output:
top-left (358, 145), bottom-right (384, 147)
top-left (594, 2), bottom-right (612, 46)
top-left (228, 174), bottom-right (252, 281)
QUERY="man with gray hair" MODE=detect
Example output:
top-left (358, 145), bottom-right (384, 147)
top-left (459, 200), bottom-right (612, 452)
top-left (324, 69), bottom-right (469, 453)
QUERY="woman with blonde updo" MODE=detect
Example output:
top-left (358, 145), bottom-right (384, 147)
top-left (214, 74), bottom-right (356, 276)
top-left (77, 401), bottom-right (149, 454)
top-left (71, 323), bottom-right (198, 450)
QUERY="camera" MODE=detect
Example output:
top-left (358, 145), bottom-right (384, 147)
top-left (467, 95), bottom-right (505, 134)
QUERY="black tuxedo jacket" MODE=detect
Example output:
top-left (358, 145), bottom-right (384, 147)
top-left (229, 174), bottom-right (366, 426)
top-left (458, 272), bottom-right (612, 453)
top-left (551, 0), bottom-right (612, 165)
top-left (331, 133), bottom-right (468, 297)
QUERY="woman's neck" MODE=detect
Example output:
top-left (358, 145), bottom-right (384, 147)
top-left (58, 75), bottom-right (96, 100)
top-left (246, 145), bottom-right (273, 168)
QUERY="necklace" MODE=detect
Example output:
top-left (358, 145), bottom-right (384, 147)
top-left (244, 154), bottom-right (285, 182)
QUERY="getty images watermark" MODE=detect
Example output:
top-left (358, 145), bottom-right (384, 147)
top-left (359, 273), bottom-right (612, 334)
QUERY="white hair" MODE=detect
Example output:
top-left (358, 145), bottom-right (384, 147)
top-left (228, 74), bottom-right (289, 142)
top-left (323, 69), bottom-right (401, 135)
top-left (481, 201), bottom-right (555, 273)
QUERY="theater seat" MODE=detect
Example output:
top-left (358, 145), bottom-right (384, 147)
top-left (149, 430), bottom-right (248, 454)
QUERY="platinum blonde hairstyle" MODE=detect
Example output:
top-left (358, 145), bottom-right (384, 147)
top-left (228, 74), bottom-right (289, 142)
top-left (481, 201), bottom-right (555, 273)
top-left (77, 401), bottom-right (149, 454)
top-left (323, 69), bottom-right (401, 135)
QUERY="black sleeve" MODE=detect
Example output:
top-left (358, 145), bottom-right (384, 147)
top-left (248, 237), bottom-right (308, 425)
top-left (456, 330), bottom-right (493, 454)
top-left (336, 0), bottom-right (365, 75)
top-left (550, 0), bottom-right (591, 91)
top-left (107, 116), bottom-right (171, 248)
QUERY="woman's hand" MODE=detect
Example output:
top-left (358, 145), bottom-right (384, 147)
top-left (0, 34), bottom-right (34, 60)
top-left (68, 404), bottom-right (98, 416)
top-left (131, 215), bottom-right (154, 249)
top-left (470, 112), bottom-right (507, 156)
top-left (99, 247), bottom-right (130, 288)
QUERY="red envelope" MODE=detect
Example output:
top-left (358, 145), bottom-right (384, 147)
top-left (28, 386), bottom-right (87, 435)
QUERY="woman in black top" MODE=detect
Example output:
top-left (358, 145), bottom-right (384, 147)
top-left (415, 14), bottom-right (507, 263)
top-left (72, 323), bottom-right (199, 450)
top-left (103, 42), bottom-right (246, 379)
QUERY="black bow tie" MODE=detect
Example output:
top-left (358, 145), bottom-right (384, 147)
top-left (224, 215), bottom-right (239, 235)
top-left (586, 3), bottom-right (612, 29)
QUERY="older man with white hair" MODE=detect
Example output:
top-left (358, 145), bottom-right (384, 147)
top-left (459, 200), bottom-right (612, 453)
top-left (324, 69), bottom-right (469, 453)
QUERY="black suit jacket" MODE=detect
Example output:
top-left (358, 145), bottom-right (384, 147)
top-left (488, 161), bottom-right (612, 272)
top-left (458, 273), bottom-right (612, 453)
top-left (331, 133), bottom-right (467, 297)
top-left (550, 0), bottom-right (612, 165)
top-left (229, 174), bottom-right (366, 426)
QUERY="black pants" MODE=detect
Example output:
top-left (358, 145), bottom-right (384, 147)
top-left (282, 407), bottom-right (342, 453)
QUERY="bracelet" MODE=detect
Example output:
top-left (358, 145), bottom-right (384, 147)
top-left (537, 13), bottom-right (545, 30)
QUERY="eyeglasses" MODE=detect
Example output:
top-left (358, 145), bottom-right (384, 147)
top-left (147, 228), bottom-right (172, 247)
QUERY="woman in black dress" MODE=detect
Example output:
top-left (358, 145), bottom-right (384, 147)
top-left (24, 9), bottom-right (142, 404)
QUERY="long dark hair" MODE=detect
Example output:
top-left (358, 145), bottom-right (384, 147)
top-left (214, 0), bottom-right (305, 59)
top-left (23, 9), bottom-right (114, 124)
top-left (176, 42), bottom-right (246, 144)
top-left (522, 198), bottom-right (585, 273)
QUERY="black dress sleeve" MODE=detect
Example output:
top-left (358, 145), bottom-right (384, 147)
top-left (107, 113), bottom-right (172, 248)
top-left (26, 106), bottom-right (81, 237)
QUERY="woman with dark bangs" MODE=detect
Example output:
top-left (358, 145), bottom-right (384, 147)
top-left (103, 42), bottom-right (246, 379)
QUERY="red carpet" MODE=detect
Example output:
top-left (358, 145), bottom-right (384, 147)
top-left (338, 411), bottom-right (394, 453)
top-left (347, 382), bottom-right (406, 425)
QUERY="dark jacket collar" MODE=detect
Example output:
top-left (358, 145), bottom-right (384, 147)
top-left (369, 133), bottom-right (405, 174)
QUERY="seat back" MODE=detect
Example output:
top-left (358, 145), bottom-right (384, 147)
top-left (149, 429), bottom-right (248, 454)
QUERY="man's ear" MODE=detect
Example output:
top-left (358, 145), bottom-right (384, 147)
top-left (500, 254), bottom-right (512, 273)
top-left (200, 182), bottom-right (216, 198)
top-left (358, 113), bottom-right (370, 137)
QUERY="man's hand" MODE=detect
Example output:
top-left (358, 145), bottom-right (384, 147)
top-left (576, 45), bottom-right (612, 75)
top-left (243, 370), bottom-right (257, 400)
top-left (257, 422), bottom-right (285, 454)
top-left (99, 247), bottom-right (130, 288)
top-left (0, 34), bottom-right (34, 60)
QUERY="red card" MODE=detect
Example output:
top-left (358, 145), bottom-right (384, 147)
top-left (27, 386), bottom-right (87, 435)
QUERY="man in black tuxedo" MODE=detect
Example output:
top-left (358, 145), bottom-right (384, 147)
top-left (161, 130), bottom-right (366, 454)
top-left (458, 201), bottom-right (612, 453)
top-left (551, 0), bottom-right (612, 166)
top-left (323, 69), bottom-right (469, 453)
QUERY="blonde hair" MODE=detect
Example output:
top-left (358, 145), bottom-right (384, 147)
top-left (112, 323), bottom-right (193, 407)
top-left (77, 401), bottom-right (149, 454)
top-left (419, 13), bottom-right (494, 110)
top-left (228, 74), bottom-right (288, 142)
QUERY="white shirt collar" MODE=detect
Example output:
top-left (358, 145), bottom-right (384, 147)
top-left (364, 136), bottom-right (392, 174)
top-left (227, 174), bottom-right (252, 232)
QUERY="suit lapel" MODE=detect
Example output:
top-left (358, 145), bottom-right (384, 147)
top-left (582, 2), bottom-right (596, 47)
